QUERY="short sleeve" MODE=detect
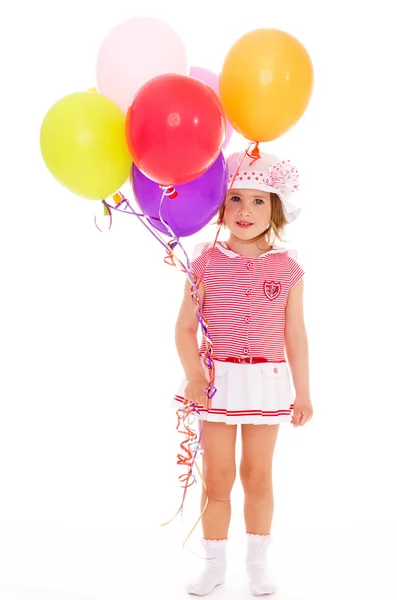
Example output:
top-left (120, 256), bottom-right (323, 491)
top-left (192, 242), bottom-right (210, 260)
top-left (190, 243), bottom-right (211, 280)
top-left (287, 253), bottom-right (305, 290)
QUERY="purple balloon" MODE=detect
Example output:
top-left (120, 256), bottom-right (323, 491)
top-left (132, 152), bottom-right (227, 237)
top-left (189, 66), bottom-right (234, 149)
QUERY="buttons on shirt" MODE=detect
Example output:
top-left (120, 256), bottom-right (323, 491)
top-left (244, 316), bottom-right (251, 323)
top-left (246, 261), bottom-right (253, 270)
top-left (245, 289), bottom-right (251, 296)
top-left (243, 347), bottom-right (249, 355)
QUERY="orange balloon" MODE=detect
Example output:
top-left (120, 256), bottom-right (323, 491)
top-left (220, 29), bottom-right (314, 142)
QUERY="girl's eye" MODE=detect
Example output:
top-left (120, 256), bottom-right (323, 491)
top-left (230, 196), bottom-right (240, 202)
top-left (254, 198), bottom-right (264, 205)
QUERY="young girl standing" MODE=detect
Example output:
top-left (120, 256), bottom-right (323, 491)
top-left (174, 149), bottom-right (313, 596)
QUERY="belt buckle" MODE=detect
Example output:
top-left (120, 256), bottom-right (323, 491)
top-left (240, 355), bottom-right (253, 364)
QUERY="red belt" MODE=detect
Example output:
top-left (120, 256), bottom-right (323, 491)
top-left (212, 356), bottom-right (285, 364)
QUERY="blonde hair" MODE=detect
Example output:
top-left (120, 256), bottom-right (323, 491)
top-left (215, 192), bottom-right (288, 245)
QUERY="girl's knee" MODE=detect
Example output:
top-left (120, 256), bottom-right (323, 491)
top-left (240, 464), bottom-right (273, 495)
top-left (203, 465), bottom-right (236, 496)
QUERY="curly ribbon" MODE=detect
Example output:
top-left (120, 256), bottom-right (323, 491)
top-left (160, 404), bottom-right (211, 551)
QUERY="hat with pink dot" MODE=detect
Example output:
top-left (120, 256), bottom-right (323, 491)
top-left (226, 149), bottom-right (301, 223)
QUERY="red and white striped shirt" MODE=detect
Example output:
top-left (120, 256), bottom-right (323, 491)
top-left (191, 241), bottom-right (305, 362)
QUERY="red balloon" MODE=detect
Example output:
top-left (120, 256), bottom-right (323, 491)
top-left (125, 74), bottom-right (226, 185)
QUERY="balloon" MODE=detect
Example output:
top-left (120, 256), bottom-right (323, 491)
top-left (96, 17), bottom-right (188, 113)
top-left (40, 92), bottom-right (132, 200)
top-left (132, 153), bottom-right (227, 237)
top-left (189, 66), bottom-right (234, 149)
top-left (126, 74), bottom-right (226, 186)
top-left (219, 28), bottom-right (314, 142)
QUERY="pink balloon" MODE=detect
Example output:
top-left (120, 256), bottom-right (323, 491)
top-left (190, 66), bottom-right (234, 149)
top-left (96, 17), bottom-right (188, 113)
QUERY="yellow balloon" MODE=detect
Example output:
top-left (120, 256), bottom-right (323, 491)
top-left (220, 29), bottom-right (314, 142)
top-left (40, 92), bottom-right (132, 199)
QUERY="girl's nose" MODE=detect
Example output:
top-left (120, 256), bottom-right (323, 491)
top-left (238, 202), bottom-right (251, 217)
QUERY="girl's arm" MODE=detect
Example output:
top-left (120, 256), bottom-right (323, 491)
top-left (284, 279), bottom-right (310, 397)
top-left (175, 278), bottom-right (206, 381)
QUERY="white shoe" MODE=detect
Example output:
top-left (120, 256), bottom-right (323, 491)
top-left (185, 539), bottom-right (227, 596)
top-left (246, 534), bottom-right (277, 596)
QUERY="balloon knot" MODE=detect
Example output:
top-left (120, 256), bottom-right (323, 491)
top-left (160, 185), bottom-right (178, 199)
top-left (112, 191), bottom-right (124, 205)
top-left (247, 142), bottom-right (261, 166)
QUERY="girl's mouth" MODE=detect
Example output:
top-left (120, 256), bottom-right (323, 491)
top-left (236, 221), bottom-right (254, 228)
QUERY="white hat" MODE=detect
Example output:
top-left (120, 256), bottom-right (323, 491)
top-left (226, 150), bottom-right (301, 223)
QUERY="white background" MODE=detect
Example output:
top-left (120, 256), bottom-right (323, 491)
top-left (1, 0), bottom-right (396, 598)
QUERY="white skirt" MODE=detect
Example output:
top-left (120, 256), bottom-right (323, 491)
top-left (172, 358), bottom-right (294, 425)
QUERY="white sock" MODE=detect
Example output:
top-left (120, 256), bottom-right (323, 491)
top-left (185, 538), bottom-right (227, 596)
top-left (246, 534), bottom-right (277, 596)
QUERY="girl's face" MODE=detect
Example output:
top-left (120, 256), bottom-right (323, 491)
top-left (223, 188), bottom-right (272, 240)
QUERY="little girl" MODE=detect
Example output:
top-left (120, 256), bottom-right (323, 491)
top-left (174, 148), bottom-right (313, 596)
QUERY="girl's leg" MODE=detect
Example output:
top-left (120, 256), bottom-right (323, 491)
top-left (240, 424), bottom-right (279, 596)
top-left (185, 421), bottom-right (237, 596)
top-left (200, 420), bottom-right (237, 539)
top-left (240, 424), bottom-right (279, 534)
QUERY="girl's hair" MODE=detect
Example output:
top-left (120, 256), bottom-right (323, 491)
top-left (215, 192), bottom-right (288, 244)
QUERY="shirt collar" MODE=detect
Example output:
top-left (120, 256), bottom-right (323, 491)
top-left (215, 241), bottom-right (288, 259)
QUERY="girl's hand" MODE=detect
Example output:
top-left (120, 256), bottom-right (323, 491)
top-left (184, 376), bottom-right (211, 408)
top-left (291, 395), bottom-right (313, 427)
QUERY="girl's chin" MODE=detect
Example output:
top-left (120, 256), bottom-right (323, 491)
top-left (230, 226), bottom-right (257, 238)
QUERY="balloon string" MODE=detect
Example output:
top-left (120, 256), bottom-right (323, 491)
top-left (96, 194), bottom-right (174, 257)
top-left (97, 191), bottom-right (217, 395)
top-left (94, 189), bottom-right (215, 546)
top-left (154, 192), bottom-right (216, 545)
top-left (156, 188), bottom-right (216, 395)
